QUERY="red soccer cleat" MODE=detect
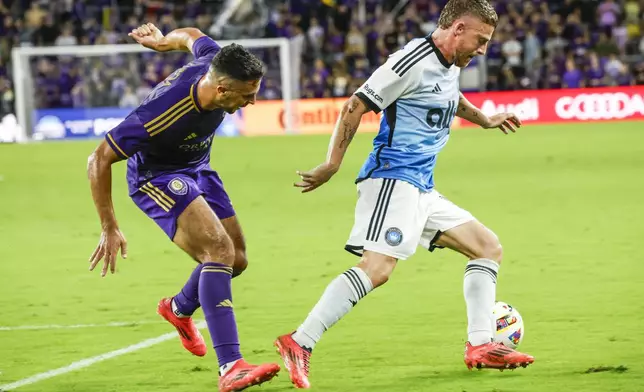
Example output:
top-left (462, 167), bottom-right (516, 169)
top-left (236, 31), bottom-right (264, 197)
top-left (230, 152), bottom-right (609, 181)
top-left (218, 359), bottom-right (280, 392)
top-left (274, 333), bottom-right (311, 389)
top-left (464, 341), bottom-right (534, 371)
top-left (156, 297), bottom-right (207, 357)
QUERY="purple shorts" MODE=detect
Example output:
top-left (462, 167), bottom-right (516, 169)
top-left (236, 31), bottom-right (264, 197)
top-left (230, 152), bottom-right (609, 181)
top-left (130, 167), bottom-right (235, 239)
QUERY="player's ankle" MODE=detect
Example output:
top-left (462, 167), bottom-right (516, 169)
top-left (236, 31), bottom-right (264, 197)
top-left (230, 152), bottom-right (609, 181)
top-left (171, 298), bottom-right (191, 318)
top-left (468, 332), bottom-right (493, 347)
top-left (292, 330), bottom-right (315, 352)
top-left (219, 359), bottom-right (242, 376)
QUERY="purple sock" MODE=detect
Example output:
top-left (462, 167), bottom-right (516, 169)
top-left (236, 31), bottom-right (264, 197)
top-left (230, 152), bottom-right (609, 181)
top-left (198, 262), bottom-right (242, 367)
top-left (173, 264), bottom-right (204, 316)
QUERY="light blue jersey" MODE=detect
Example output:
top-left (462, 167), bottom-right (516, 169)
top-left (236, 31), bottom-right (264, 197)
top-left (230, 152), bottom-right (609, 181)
top-left (354, 35), bottom-right (460, 192)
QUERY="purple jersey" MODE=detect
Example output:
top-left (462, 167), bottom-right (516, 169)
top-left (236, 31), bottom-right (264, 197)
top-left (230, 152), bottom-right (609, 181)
top-left (105, 36), bottom-right (226, 193)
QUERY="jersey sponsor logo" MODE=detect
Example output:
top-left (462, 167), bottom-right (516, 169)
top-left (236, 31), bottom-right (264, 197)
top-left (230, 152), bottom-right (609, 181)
top-left (179, 134), bottom-right (215, 152)
top-left (480, 98), bottom-right (540, 121)
top-left (555, 92), bottom-right (644, 120)
top-left (384, 227), bottom-right (403, 246)
top-left (363, 83), bottom-right (384, 104)
top-left (168, 178), bottom-right (188, 195)
top-left (426, 100), bottom-right (457, 130)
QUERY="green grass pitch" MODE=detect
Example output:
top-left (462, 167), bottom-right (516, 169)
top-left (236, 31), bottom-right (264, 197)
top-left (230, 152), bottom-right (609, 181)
top-left (0, 121), bottom-right (643, 391)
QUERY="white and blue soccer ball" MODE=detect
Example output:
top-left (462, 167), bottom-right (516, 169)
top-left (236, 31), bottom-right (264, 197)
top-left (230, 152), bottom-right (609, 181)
top-left (493, 301), bottom-right (525, 349)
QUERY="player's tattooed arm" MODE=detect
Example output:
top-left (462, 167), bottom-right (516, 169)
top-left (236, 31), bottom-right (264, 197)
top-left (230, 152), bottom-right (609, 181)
top-left (338, 100), bottom-right (361, 148)
top-left (457, 91), bottom-right (522, 134)
top-left (328, 95), bottom-right (369, 168)
top-left (456, 91), bottom-right (489, 127)
top-left (129, 24), bottom-right (205, 55)
top-left (294, 95), bottom-right (369, 193)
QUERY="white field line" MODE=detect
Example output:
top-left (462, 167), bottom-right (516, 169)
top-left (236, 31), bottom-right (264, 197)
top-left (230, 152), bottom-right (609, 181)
top-left (0, 321), bottom-right (171, 331)
top-left (0, 321), bottom-right (207, 391)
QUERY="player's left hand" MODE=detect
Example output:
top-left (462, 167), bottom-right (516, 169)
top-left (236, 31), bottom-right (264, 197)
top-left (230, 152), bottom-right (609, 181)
top-left (294, 162), bottom-right (339, 193)
top-left (484, 113), bottom-right (522, 134)
top-left (128, 23), bottom-right (165, 51)
top-left (88, 228), bottom-right (128, 278)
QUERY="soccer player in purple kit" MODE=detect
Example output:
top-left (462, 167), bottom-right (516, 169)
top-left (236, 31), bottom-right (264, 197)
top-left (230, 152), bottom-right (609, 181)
top-left (86, 23), bottom-right (280, 392)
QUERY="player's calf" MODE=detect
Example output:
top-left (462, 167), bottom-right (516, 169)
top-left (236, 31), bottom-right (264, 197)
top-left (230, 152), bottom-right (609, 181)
top-left (232, 249), bottom-right (248, 277)
top-left (277, 251), bottom-right (395, 387)
top-left (173, 197), bottom-right (281, 377)
top-left (436, 222), bottom-right (504, 347)
top-left (292, 251), bottom-right (395, 349)
top-left (220, 215), bottom-right (249, 277)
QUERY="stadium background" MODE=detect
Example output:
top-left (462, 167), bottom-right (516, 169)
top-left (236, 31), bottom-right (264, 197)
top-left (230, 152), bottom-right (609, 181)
top-left (0, 0), bottom-right (643, 139)
top-left (1, 1), bottom-right (643, 392)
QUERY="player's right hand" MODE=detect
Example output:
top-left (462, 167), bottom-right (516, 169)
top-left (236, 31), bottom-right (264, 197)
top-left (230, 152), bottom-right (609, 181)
top-left (128, 23), bottom-right (165, 51)
top-left (89, 228), bottom-right (128, 278)
top-left (294, 162), bottom-right (339, 193)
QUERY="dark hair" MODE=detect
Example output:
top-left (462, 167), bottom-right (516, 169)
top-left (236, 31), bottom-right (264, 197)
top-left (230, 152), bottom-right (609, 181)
top-left (438, 0), bottom-right (498, 29)
top-left (211, 43), bottom-right (265, 81)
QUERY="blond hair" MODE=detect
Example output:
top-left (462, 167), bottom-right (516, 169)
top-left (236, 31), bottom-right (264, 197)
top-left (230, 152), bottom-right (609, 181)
top-left (437, 0), bottom-right (498, 28)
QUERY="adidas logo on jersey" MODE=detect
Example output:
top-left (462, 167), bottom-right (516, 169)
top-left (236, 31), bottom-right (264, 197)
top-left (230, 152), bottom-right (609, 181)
top-left (431, 84), bottom-right (442, 93)
top-left (184, 133), bottom-right (198, 141)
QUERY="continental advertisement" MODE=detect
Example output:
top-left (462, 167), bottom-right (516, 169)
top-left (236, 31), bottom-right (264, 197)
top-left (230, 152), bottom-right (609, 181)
top-left (19, 86), bottom-right (644, 142)
top-left (239, 98), bottom-right (386, 136)
top-left (241, 86), bottom-right (644, 135)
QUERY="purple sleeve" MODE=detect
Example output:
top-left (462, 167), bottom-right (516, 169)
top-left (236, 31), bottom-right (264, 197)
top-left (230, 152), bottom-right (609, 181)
top-left (105, 111), bottom-right (149, 159)
top-left (192, 35), bottom-right (220, 59)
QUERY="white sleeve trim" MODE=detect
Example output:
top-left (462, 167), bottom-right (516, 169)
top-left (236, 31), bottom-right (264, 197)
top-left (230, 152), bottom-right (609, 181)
top-left (354, 39), bottom-right (430, 112)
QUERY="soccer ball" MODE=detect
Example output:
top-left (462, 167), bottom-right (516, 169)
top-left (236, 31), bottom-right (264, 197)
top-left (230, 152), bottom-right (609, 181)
top-left (492, 301), bottom-right (524, 349)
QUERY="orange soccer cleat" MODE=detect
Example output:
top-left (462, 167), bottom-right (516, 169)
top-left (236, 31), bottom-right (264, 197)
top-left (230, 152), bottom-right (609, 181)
top-left (218, 359), bottom-right (280, 392)
top-left (464, 341), bottom-right (534, 371)
top-left (274, 333), bottom-right (312, 389)
top-left (157, 297), bottom-right (207, 357)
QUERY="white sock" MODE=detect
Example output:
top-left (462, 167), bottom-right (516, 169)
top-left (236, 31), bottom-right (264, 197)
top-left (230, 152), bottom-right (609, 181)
top-left (292, 267), bottom-right (373, 350)
top-left (171, 298), bottom-right (189, 318)
top-left (219, 359), bottom-right (241, 376)
top-left (463, 258), bottom-right (499, 346)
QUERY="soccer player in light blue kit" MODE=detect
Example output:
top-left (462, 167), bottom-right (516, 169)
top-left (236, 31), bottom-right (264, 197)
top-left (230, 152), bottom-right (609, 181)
top-left (275, 0), bottom-right (534, 388)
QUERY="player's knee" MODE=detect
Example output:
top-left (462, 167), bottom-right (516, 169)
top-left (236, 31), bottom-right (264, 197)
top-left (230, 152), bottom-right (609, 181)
top-left (370, 269), bottom-right (391, 288)
top-left (232, 249), bottom-right (248, 277)
top-left (198, 231), bottom-right (235, 267)
top-left (477, 234), bottom-right (503, 264)
top-left (358, 253), bottom-right (397, 288)
top-left (485, 243), bottom-right (503, 264)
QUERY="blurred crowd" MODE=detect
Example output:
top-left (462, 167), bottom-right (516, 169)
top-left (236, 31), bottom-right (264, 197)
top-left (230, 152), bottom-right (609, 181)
top-left (0, 0), bottom-right (644, 116)
top-left (286, 0), bottom-right (644, 95)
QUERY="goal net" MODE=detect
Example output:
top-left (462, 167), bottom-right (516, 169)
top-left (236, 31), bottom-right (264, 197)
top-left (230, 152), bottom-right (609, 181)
top-left (11, 37), bottom-right (299, 142)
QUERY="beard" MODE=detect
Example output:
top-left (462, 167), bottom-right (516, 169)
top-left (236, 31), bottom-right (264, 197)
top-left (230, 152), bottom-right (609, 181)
top-left (456, 53), bottom-right (475, 67)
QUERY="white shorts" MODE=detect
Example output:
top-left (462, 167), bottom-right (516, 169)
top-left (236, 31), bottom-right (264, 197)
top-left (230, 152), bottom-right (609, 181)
top-left (345, 178), bottom-right (475, 260)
